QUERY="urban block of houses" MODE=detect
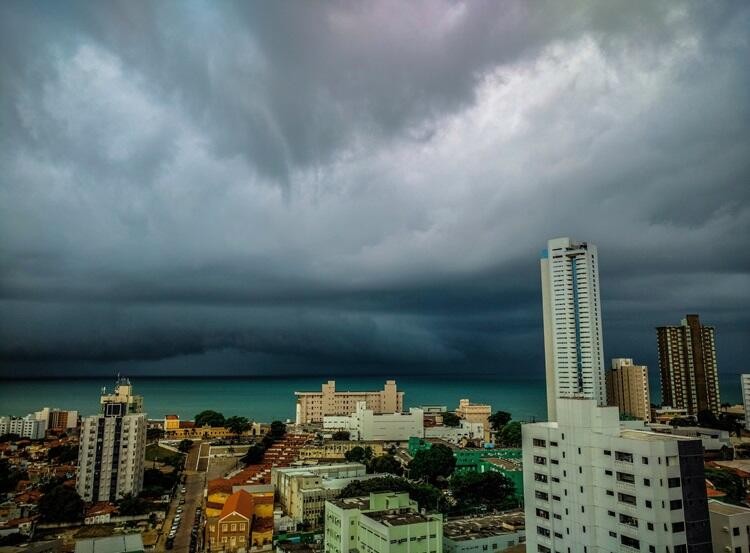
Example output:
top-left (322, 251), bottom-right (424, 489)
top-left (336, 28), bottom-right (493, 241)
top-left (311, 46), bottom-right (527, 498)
top-left (324, 492), bottom-right (442, 553)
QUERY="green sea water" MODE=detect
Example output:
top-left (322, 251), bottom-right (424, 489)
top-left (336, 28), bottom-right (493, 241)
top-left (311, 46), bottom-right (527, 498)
top-left (0, 373), bottom-right (743, 422)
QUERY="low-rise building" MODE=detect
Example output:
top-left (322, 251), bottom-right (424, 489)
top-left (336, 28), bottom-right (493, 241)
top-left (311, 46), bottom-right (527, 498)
top-left (424, 421), bottom-right (484, 445)
top-left (74, 535), bottom-right (144, 553)
top-left (648, 424), bottom-right (733, 456)
top-left (325, 492), bottom-right (442, 553)
top-left (443, 513), bottom-right (525, 553)
top-left (323, 402), bottom-right (424, 442)
top-left (652, 406), bottom-right (691, 424)
top-left (207, 489), bottom-right (274, 552)
top-left (296, 441), bottom-right (386, 462)
top-left (708, 500), bottom-right (750, 553)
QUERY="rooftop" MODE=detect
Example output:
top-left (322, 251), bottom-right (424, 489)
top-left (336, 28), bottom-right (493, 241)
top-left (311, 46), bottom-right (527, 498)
top-left (366, 510), bottom-right (436, 526)
top-left (620, 429), bottom-right (694, 442)
top-left (328, 496), bottom-right (371, 510)
top-left (74, 534), bottom-right (144, 553)
top-left (709, 500), bottom-right (750, 516)
top-left (444, 513), bottom-right (525, 540)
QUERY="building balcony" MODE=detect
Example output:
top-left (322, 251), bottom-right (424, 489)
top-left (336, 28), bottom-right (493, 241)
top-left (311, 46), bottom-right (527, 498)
top-left (616, 481), bottom-right (636, 492)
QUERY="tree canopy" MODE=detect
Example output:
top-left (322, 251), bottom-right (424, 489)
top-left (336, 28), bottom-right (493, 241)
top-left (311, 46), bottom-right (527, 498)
top-left (270, 420), bottom-right (287, 438)
top-left (38, 485), bottom-right (83, 522)
top-left (177, 439), bottom-right (194, 453)
top-left (441, 412), bottom-right (461, 427)
top-left (345, 446), bottom-right (374, 464)
top-left (195, 410), bottom-right (226, 427)
top-left (368, 454), bottom-right (403, 476)
top-left (450, 471), bottom-right (516, 512)
top-left (241, 444), bottom-right (266, 465)
top-left (408, 444), bottom-right (456, 485)
top-left (339, 476), bottom-right (446, 513)
top-left (488, 411), bottom-right (512, 431)
top-left (331, 430), bottom-right (351, 441)
top-left (225, 416), bottom-right (251, 435)
top-left (498, 421), bottom-right (522, 447)
top-left (706, 468), bottom-right (745, 504)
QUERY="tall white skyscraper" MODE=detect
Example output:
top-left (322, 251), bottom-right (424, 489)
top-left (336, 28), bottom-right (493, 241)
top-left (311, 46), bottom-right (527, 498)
top-left (541, 237), bottom-right (605, 421)
top-left (77, 377), bottom-right (146, 502)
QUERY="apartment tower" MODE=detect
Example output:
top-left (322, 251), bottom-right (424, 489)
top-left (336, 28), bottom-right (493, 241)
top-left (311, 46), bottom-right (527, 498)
top-left (606, 358), bottom-right (651, 421)
top-left (541, 237), bottom-right (605, 421)
top-left (742, 375), bottom-right (750, 431)
top-left (77, 378), bottom-right (146, 502)
top-left (656, 314), bottom-right (720, 416)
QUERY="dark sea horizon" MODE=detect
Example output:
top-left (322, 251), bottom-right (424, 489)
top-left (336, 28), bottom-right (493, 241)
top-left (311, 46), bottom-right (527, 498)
top-left (0, 372), bottom-right (744, 423)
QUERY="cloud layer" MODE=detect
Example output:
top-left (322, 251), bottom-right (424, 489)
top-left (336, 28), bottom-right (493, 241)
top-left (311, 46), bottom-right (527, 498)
top-left (1, 1), bottom-right (749, 378)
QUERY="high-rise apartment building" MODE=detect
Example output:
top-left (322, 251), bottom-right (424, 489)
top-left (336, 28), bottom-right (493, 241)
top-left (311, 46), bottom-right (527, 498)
top-left (0, 415), bottom-right (47, 439)
top-left (742, 375), bottom-right (750, 432)
top-left (295, 380), bottom-right (403, 425)
top-left (606, 358), bottom-right (651, 421)
top-left (522, 398), bottom-right (712, 553)
top-left (657, 314), bottom-right (720, 416)
top-left (541, 237), bottom-right (605, 420)
top-left (77, 378), bottom-right (146, 502)
top-left (34, 407), bottom-right (79, 431)
top-left (100, 376), bottom-right (144, 416)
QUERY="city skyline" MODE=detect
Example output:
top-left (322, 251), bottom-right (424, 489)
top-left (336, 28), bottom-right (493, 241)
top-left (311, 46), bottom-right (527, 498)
top-left (1, 2), bottom-right (749, 379)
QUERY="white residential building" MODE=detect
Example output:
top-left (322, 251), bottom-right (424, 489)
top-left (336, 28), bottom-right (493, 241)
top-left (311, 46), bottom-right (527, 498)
top-left (323, 401), bottom-right (424, 442)
top-left (522, 398), bottom-right (712, 553)
top-left (742, 375), bottom-right (750, 431)
top-left (0, 415), bottom-right (47, 439)
top-left (540, 238), bottom-right (605, 421)
top-left (34, 407), bottom-right (79, 431)
top-left (77, 378), bottom-right (147, 502)
top-left (424, 420), bottom-right (484, 444)
top-left (708, 500), bottom-right (750, 553)
top-left (77, 412), bottom-right (146, 502)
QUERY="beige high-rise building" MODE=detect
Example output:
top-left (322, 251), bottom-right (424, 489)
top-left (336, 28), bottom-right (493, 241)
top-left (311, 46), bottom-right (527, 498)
top-left (657, 314), bottom-right (720, 416)
top-left (294, 380), bottom-right (403, 425)
top-left (605, 358), bottom-right (651, 421)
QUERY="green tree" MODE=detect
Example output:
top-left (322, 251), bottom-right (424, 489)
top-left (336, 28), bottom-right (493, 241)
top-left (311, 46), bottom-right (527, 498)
top-left (270, 420), bottom-right (287, 438)
top-left (331, 430), bottom-right (351, 441)
top-left (408, 444), bottom-right (456, 485)
top-left (697, 409), bottom-right (719, 428)
top-left (38, 485), bottom-right (83, 522)
top-left (450, 471), bottom-right (516, 512)
top-left (0, 459), bottom-right (28, 493)
top-left (118, 494), bottom-right (149, 515)
top-left (441, 412), bottom-right (461, 427)
top-left (195, 410), bottom-right (226, 427)
top-left (339, 476), bottom-right (446, 512)
top-left (706, 468), bottom-right (745, 504)
top-left (345, 446), bottom-right (374, 464)
top-left (177, 439), bottom-right (194, 453)
top-left (488, 411), bottom-right (512, 431)
top-left (498, 421), bottom-right (522, 447)
top-left (241, 444), bottom-right (265, 465)
top-left (225, 416), bottom-right (251, 436)
top-left (47, 444), bottom-right (79, 464)
top-left (147, 428), bottom-right (165, 442)
top-left (368, 455), bottom-right (403, 476)
top-left (261, 434), bottom-right (276, 449)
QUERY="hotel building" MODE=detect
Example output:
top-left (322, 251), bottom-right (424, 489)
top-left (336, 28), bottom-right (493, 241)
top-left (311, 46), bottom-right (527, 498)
top-left (540, 238), bottom-right (605, 421)
top-left (77, 378), bottom-right (146, 502)
top-left (456, 399), bottom-right (491, 442)
top-left (606, 358), bottom-right (651, 421)
top-left (295, 380), bottom-right (404, 425)
top-left (657, 314), bottom-right (720, 416)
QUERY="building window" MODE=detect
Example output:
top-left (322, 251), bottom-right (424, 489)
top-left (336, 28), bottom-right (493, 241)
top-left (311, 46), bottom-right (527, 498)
top-left (603, 450), bottom-right (611, 456)
top-left (608, 510), bottom-right (615, 517)
top-left (733, 527), bottom-right (740, 536)
top-left (645, 500), bottom-right (652, 508)
top-left (617, 492), bottom-right (636, 506)
top-left (605, 469), bottom-right (612, 476)
top-left (672, 522), bottom-right (685, 533)
top-left (535, 473), bottom-right (548, 483)
top-left (620, 536), bottom-right (639, 548)
top-left (615, 451), bottom-right (633, 463)
top-left (670, 499), bottom-right (682, 510)
top-left (643, 478), bottom-right (650, 486)
top-left (616, 472), bottom-right (635, 484)
top-left (533, 439), bottom-right (546, 447)
top-left (641, 456), bottom-right (648, 464)
top-left (533, 456), bottom-right (547, 465)
top-left (537, 526), bottom-right (551, 538)
top-left (668, 477), bottom-right (681, 488)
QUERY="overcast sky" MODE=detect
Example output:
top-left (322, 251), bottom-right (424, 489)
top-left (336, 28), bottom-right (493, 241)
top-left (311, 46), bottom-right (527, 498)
top-left (1, 1), bottom-right (748, 381)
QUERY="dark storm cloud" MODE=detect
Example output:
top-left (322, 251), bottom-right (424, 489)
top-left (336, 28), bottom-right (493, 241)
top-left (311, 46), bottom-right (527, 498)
top-left (1, 0), bottom-right (749, 378)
